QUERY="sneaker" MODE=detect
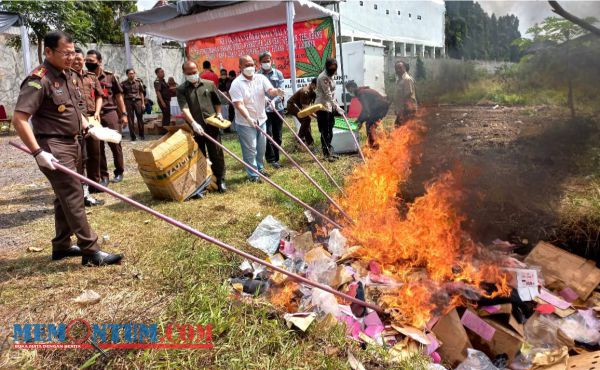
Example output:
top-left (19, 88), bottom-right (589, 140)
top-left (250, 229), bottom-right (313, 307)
top-left (248, 177), bottom-right (262, 183)
top-left (270, 162), bottom-right (281, 169)
top-left (259, 169), bottom-right (270, 177)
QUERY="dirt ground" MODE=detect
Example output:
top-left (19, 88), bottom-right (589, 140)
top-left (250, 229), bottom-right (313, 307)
top-left (409, 105), bottom-right (598, 252)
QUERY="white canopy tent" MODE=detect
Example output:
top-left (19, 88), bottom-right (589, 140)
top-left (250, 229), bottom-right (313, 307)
top-left (123, 0), bottom-right (339, 92)
top-left (0, 11), bottom-right (32, 74)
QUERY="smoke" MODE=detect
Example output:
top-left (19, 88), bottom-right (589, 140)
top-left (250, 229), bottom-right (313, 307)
top-left (477, 1), bottom-right (600, 36)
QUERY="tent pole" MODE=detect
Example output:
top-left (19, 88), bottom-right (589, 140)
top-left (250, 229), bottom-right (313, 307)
top-left (334, 2), bottom-right (347, 110)
top-left (286, 1), bottom-right (297, 93)
top-left (124, 31), bottom-right (132, 69)
top-left (19, 22), bottom-right (32, 74)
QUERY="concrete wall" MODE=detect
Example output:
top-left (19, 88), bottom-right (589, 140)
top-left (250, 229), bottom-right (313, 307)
top-left (0, 36), bottom-right (185, 115)
top-left (389, 57), bottom-right (513, 79)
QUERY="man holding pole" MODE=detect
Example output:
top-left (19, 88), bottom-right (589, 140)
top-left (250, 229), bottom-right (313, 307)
top-left (228, 55), bottom-right (284, 182)
top-left (177, 61), bottom-right (227, 193)
top-left (11, 31), bottom-right (123, 266)
top-left (257, 51), bottom-right (285, 169)
top-left (286, 78), bottom-right (317, 150)
top-left (315, 58), bottom-right (343, 160)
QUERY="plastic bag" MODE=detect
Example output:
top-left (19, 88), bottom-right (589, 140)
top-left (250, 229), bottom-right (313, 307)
top-left (306, 256), bottom-right (336, 286)
top-left (524, 313), bottom-right (563, 348)
top-left (456, 349), bottom-right (498, 370)
top-left (328, 229), bottom-right (348, 257)
top-left (311, 289), bottom-right (340, 317)
top-left (559, 312), bottom-right (600, 344)
top-left (247, 215), bottom-right (290, 255)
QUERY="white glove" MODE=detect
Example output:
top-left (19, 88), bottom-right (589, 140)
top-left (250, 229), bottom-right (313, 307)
top-left (276, 88), bottom-right (285, 97)
top-left (88, 125), bottom-right (122, 144)
top-left (191, 120), bottom-right (204, 135)
top-left (216, 113), bottom-right (224, 121)
top-left (35, 151), bottom-right (57, 170)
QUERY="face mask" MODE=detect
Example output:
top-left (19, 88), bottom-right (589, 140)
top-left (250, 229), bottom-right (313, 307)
top-left (185, 73), bottom-right (199, 84)
top-left (242, 66), bottom-right (255, 77)
top-left (85, 62), bottom-right (98, 71)
top-left (326, 68), bottom-right (337, 76)
top-left (261, 63), bottom-right (272, 71)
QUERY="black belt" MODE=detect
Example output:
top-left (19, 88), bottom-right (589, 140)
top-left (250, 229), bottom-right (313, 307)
top-left (35, 133), bottom-right (82, 141)
top-left (126, 98), bottom-right (140, 101)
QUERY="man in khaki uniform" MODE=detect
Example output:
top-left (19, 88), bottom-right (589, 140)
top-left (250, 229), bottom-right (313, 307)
top-left (72, 47), bottom-right (104, 206)
top-left (154, 67), bottom-right (171, 127)
top-left (85, 49), bottom-right (128, 185)
top-left (11, 31), bottom-right (123, 266)
top-left (394, 61), bottom-right (417, 127)
top-left (121, 68), bottom-right (146, 141)
top-left (286, 78), bottom-right (317, 148)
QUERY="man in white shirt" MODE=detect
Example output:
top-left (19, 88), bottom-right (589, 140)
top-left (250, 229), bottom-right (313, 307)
top-left (229, 55), bottom-right (284, 182)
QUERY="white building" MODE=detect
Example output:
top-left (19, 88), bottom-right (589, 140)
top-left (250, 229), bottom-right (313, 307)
top-left (330, 0), bottom-right (446, 59)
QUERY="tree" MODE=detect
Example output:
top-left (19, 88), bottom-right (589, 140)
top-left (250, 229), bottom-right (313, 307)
top-left (515, 16), bottom-right (598, 117)
top-left (416, 57), bottom-right (426, 80)
top-left (0, 1), bottom-right (139, 63)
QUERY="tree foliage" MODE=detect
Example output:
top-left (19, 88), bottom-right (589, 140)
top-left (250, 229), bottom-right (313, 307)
top-left (0, 0), bottom-right (139, 62)
top-left (445, 1), bottom-right (522, 61)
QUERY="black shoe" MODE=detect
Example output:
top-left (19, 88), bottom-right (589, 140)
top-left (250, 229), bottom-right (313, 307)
top-left (111, 174), bottom-right (124, 183)
top-left (248, 177), bottom-right (262, 183)
top-left (52, 246), bottom-right (83, 260)
top-left (84, 196), bottom-right (105, 207)
top-left (140, 136), bottom-right (145, 141)
top-left (259, 169), bottom-right (270, 177)
top-left (270, 162), bottom-right (281, 169)
top-left (99, 177), bottom-right (110, 187)
top-left (130, 137), bottom-right (137, 142)
top-left (89, 186), bottom-right (102, 194)
top-left (82, 251), bottom-right (124, 266)
top-left (216, 178), bottom-right (227, 193)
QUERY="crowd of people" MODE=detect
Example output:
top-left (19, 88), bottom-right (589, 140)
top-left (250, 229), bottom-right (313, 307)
top-left (10, 30), bottom-right (417, 267)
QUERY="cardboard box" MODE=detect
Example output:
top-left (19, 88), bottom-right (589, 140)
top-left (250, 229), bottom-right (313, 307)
top-left (431, 309), bottom-right (472, 368)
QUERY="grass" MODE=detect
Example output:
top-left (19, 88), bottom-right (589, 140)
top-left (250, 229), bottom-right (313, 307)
top-left (0, 119), bottom-right (430, 369)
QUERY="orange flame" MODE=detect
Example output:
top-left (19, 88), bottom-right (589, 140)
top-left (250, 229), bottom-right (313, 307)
top-left (337, 114), bottom-right (509, 327)
top-left (270, 281), bottom-right (299, 313)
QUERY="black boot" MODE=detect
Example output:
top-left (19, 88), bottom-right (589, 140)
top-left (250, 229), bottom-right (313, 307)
top-left (99, 177), bottom-right (110, 187)
top-left (111, 174), bottom-right (124, 183)
top-left (216, 178), bottom-right (227, 193)
top-left (82, 251), bottom-right (124, 266)
top-left (52, 246), bottom-right (83, 260)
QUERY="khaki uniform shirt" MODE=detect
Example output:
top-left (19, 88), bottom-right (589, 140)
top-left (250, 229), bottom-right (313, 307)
top-left (176, 79), bottom-right (221, 126)
top-left (15, 60), bottom-right (84, 136)
top-left (287, 85), bottom-right (316, 115)
top-left (97, 69), bottom-right (123, 112)
top-left (154, 78), bottom-right (171, 103)
top-left (395, 72), bottom-right (417, 112)
top-left (315, 70), bottom-right (336, 112)
top-left (121, 78), bottom-right (145, 101)
top-left (73, 69), bottom-right (102, 115)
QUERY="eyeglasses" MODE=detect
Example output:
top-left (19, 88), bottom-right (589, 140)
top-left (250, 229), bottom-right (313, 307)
top-left (52, 49), bottom-right (76, 58)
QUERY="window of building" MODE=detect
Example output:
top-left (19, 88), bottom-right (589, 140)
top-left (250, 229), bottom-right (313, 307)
top-left (374, 4), bottom-right (378, 10)
top-left (386, 9), bottom-right (389, 15)
top-left (417, 15), bottom-right (422, 20)
top-left (359, 1), bottom-right (363, 6)
top-left (397, 10), bottom-right (401, 15)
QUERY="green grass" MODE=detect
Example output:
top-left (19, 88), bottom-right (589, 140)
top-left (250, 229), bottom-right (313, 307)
top-left (1, 119), bottom-right (430, 369)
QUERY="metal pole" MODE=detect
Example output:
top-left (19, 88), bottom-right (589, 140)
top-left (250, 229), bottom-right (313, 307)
top-left (124, 31), bottom-right (132, 69)
top-left (285, 1), bottom-right (298, 93)
top-left (9, 141), bottom-right (381, 312)
top-left (218, 91), bottom-right (353, 223)
top-left (340, 110), bottom-right (366, 163)
top-left (270, 101), bottom-right (345, 195)
top-left (334, 2), bottom-right (347, 110)
top-left (19, 23), bottom-right (32, 75)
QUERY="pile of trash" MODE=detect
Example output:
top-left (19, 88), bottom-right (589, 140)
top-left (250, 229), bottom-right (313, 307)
top-left (230, 215), bottom-right (600, 369)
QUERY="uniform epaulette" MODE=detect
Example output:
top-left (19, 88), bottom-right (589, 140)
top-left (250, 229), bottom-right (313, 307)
top-left (30, 65), bottom-right (47, 79)
top-left (85, 71), bottom-right (96, 76)
top-left (104, 70), bottom-right (114, 74)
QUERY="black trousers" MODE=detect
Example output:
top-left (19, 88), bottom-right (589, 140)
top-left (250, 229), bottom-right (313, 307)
top-left (316, 110), bottom-right (335, 156)
top-left (125, 99), bottom-right (145, 139)
top-left (265, 111), bottom-right (283, 163)
top-left (194, 124), bottom-right (226, 180)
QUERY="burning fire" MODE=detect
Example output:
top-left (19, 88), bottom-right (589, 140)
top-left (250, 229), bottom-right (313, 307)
top-left (337, 114), bottom-right (510, 327)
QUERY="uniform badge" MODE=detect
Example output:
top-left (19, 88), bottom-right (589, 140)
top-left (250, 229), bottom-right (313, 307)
top-left (27, 81), bottom-right (42, 90)
top-left (54, 82), bottom-right (60, 88)
top-left (57, 105), bottom-right (66, 113)
top-left (73, 79), bottom-right (77, 86)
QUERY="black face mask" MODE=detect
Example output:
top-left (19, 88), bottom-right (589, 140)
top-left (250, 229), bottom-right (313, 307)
top-left (326, 68), bottom-right (337, 76)
top-left (85, 62), bottom-right (98, 71)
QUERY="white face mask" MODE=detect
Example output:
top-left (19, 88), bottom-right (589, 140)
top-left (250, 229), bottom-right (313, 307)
top-left (242, 66), bottom-right (255, 77)
top-left (185, 73), bottom-right (199, 83)
top-left (261, 62), bottom-right (272, 71)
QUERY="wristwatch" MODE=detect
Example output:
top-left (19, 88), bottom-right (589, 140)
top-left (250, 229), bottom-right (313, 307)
top-left (121, 112), bottom-right (127, 117)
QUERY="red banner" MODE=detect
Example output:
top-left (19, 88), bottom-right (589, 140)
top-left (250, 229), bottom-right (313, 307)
top-left (186, 17), bottom-right (335, 79)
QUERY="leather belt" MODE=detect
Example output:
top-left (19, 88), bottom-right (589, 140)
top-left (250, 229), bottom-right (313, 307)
top-left (35, 133), bottom-right (83, 141)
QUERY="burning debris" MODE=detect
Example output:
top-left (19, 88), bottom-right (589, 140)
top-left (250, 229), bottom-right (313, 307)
top-left (229, 116), bottom-right (600, 368)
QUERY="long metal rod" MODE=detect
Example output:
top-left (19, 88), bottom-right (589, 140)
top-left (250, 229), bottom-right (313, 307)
top-left (271, 100), bottom-right (345, 195)
top-left (9, 141), bottom-right (381, 312)
top-left (339, 110), bottom-right (366, 163)
top-left (219, 91), bottom-right (353, 223)
top-left (198, 133), bottom-right (342, 229)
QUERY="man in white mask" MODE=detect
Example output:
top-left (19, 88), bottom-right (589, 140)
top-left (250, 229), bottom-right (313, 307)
top-left (257, 51), bottom-right (285, 169)
top-left (176, 61), bottom-right (227, 192)
top-left (229, 55), bottom-right (284, 182)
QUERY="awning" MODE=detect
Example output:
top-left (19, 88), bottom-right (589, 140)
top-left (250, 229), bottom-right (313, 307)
top-left (126, 0), bottom-right (338, 41)
top-left (0, 11), bottom-right (31, 74)
top-left (0, 11), bottom-right (23, 33)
